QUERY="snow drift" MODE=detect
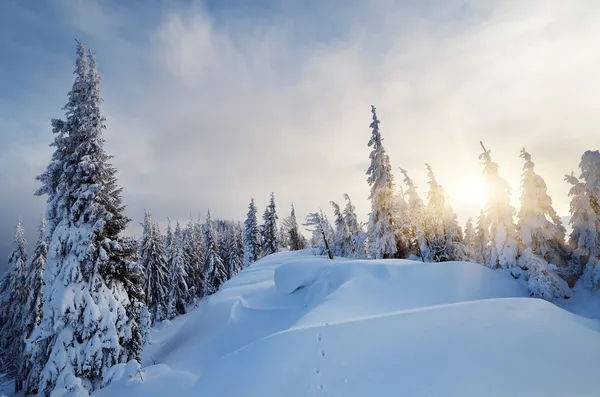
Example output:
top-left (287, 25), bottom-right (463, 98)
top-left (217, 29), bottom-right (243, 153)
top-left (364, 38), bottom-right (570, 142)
top-left (98, 250), bottom-right (600, 397)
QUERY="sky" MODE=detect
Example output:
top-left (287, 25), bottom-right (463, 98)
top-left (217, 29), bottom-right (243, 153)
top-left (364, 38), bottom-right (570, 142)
top-left (1, 0), bottom-right (599, 272)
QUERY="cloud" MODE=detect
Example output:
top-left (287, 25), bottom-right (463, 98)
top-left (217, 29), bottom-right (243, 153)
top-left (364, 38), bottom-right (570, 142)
top-left (2, 0), bottom-right (600, 268)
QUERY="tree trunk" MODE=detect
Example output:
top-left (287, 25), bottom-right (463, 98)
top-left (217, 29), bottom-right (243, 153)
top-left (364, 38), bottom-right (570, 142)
top-left (321, 230), bottom-right (334, 260)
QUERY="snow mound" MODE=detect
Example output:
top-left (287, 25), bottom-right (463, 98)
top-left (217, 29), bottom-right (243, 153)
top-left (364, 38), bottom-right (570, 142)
top-left (100, 250), bottom-right (600, 397)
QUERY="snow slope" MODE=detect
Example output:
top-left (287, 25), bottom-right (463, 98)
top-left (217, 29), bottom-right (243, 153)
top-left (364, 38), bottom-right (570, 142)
top-left (98, 250), bottom-right (600, 397)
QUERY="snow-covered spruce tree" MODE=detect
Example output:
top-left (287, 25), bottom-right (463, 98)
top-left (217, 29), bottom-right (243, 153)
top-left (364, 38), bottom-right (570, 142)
top-left (304, 210), bottom-right (334, 258)
top-left (164, 219), bottom-right (174, 261)
top-left (462, 217), bottom-right (477, 262)
top-left (474, 210), bottom-right (491, 265)
top-left (243, 198), bottom-right (262, 267)
top-left (261, 193), bottom-right (280, 256)
top-left (366, 105), bottom-right (397, 259)
top-left (31, 43), bottom-right (142, 396)
top-left (424, 164), bottom-right (467, 261)
top-left (21, 216), bottom-right (48, 395)
top-left (577, 150), bottom-right (600, 289)
top-left (517, 149), bottom-right (567, 266)
top-left (330, 201), bottom-right (352, 257)
top-left (192, 216), bottom-right (207, 297)
top-left (515, 149), bottom-right (569, 299)
top-left (479, 143), bottom-right (518, 269)
top-left (203, 211), bottom-right (227, 296)
top-left (182, 218), bottom-right (202, 300)
top-left (424, 164), bottom-right (450, 262)
top-left (343, 194), bottom-right (366, 258)
top-left (139, 214), bottom-right (169, 324)
top-left (282, 204), bottom-right (306, 251)
top-left (399, 167), bottom-right (430, 262)
top-left (167, 222), bottom-right (189, 319)
top-left (225, 224), bottom-right (244, 279)
top-left (0, 221), bottom-right (28, 392)
top-left (279, 224), bottom-right (289, 250)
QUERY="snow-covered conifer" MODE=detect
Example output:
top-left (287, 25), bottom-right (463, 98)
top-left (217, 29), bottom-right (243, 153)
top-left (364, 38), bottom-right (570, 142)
top-left (304, 210), bottom-right (334, 258)
top-left (576, 151), bottom-right (600, 288)
top-left (366, 105), bottom-right (397, 259)
top-left (21, 216), bottom-right (47, 395)
top-left (167, 223), bottom-right (189, 318)
top-left (164, 219), bottom-right (174, 260)
top-left (330, 201), bottom-right (352, 257)
top-left (243, 198), bottom-right (262, 267)
top-left (225, 224), bottom-right (244, 279)
top-left (282, 204), bottom-right (305, 251)
top-left (462, 217), bottom-right (476, 261)
top-left (31, 43), bottom-right (141, 396)
top-left (261, 193), bottom-right (280, 256)
top-left (517, 149), bottom-right (567, 266)
top-left (203, 211), bottom-right (227, 295)
top-left (0, 221), bottom-right (28, 392)
top-left (474, 211), bottom-right (491, 265)
top-left (343, 194), bottom-right (366, 258)
top-left (139, 213), bottom-right (169, 323)
top-left (182, 218), bottom-right (202, 300)
top-left (479, 144), bottom-right (518, 269)
top-left (399, 167), bottom-right (430, 262)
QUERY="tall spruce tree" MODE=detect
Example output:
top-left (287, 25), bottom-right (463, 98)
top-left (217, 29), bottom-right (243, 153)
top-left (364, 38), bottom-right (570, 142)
top-left (479, 143), bottom-right (518, 269)
top-left (366, 105), bottom-right (397, 259)
top-left (30, 43), bottom-right (141, 396)
top-left (167, 223), bottom-right (189, 318)
top-left (204, 211), bottom-right (227, 295)
top-left (261, 193), bottom-right (279, 256)
top-left (0, 221), bottom-right (28, 392)
top-left (139, 213), bottom-right (169, 323)
top-left (22, 216), bottom-right (48, 395)
top-left (243, 198), bottom-right (261, 267)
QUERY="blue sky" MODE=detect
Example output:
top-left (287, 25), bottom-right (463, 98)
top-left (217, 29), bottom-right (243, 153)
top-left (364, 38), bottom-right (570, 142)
top-left (1, 0), bottom-right (600, 270)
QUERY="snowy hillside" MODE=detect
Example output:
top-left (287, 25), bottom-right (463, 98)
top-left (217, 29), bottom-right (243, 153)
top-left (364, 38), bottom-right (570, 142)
top-left (97, 250), bottom-right (600, 397)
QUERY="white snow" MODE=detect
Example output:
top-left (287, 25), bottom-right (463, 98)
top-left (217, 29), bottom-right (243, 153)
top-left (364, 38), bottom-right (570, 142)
top-left (97, 250), bottom-right (600, 397)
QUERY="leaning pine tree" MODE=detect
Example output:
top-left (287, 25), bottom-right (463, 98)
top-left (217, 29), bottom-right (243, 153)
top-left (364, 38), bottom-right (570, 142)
top-left (30, 43), bottom-right (142, 396)
top-left (366, 105), bottom-right (397, 259)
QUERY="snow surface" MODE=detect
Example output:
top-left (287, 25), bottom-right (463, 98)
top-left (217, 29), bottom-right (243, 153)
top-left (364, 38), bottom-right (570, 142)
top-left (97, 250), bottom-right (600, 397)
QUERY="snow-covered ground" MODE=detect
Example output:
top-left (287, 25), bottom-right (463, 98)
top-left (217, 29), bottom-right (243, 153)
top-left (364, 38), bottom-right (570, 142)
top-left (98, 250), bottom-right (600, 397)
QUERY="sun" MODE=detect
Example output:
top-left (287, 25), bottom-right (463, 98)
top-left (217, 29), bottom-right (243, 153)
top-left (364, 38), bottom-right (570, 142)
top-left (445, 178), bottom-right (487, 210)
